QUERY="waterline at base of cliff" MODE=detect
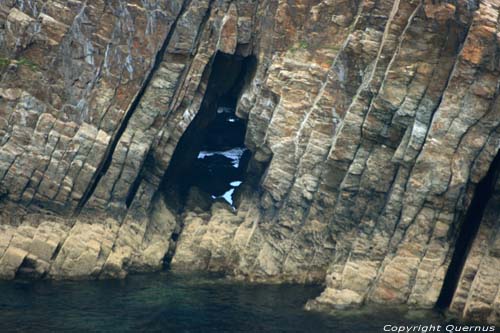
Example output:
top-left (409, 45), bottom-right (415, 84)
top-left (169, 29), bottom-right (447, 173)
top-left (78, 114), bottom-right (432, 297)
top-left (0, 272), bottom-right (452, 332)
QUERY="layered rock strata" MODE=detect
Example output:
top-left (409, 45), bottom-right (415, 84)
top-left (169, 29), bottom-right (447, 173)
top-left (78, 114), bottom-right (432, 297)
top-left (1, 0), bottom-right (500, 325)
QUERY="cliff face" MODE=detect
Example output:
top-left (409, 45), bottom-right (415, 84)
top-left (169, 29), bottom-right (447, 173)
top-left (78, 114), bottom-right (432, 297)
top-left (1, 0), bottom-right (500, 324)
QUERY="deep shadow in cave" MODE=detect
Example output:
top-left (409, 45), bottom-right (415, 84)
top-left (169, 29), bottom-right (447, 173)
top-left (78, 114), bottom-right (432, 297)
top-left (159, 52), bottom-right (256, 210)
top-left (435, 151), bottom-right (500, 309)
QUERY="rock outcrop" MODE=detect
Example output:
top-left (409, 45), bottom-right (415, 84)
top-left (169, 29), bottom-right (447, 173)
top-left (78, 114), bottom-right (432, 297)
top-left (1, 0), bottom-right (500, 325)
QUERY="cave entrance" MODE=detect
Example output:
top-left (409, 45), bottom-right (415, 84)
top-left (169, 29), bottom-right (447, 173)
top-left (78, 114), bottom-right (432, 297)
top-left (160, 52), bottom-right (256, 209)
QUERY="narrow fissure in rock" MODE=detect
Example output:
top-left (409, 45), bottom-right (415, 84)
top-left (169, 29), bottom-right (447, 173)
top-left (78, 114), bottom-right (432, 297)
top-left (159, 52), bottom-right (256, 211)
top-left (74, 1), bottom-right (189, 215)
top-left (436, 151), bottom-right (500, 309)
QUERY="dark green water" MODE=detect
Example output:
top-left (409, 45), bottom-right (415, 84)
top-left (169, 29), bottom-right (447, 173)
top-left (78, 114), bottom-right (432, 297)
top-left (0, 272), bottom-right (447, 332)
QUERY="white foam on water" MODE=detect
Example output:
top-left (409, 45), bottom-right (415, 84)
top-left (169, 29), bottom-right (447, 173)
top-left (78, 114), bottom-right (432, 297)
top-left (212, 189), bottom-right (235, 205)
top-left (217, 106), bottom-right (234, 114)
top-left (221, 189), bottom-right (235, 205)
top-left (197, 147), bottom-right (247, 168)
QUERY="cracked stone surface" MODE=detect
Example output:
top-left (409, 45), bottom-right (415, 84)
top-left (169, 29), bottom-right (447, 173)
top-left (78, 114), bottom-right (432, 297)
top-left (1, 0), bottom-right (500, 325)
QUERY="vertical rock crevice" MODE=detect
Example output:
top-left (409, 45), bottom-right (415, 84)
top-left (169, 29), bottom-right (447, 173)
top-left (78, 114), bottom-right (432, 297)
top-left (2, 0), bottom-right (500, 325)
top-left (436, 151), bottom-right (500, 309)
top-left (74, 0), bottom-right (190, 215)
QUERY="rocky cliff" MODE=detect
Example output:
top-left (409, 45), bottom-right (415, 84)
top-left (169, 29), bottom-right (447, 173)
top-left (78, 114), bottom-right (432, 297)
top-left (1, 0), bottom-right (499, 325)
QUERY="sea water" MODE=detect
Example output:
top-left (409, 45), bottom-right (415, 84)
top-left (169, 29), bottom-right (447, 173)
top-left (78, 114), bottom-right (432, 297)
top-left (0, 272), bottom-right (449, 332)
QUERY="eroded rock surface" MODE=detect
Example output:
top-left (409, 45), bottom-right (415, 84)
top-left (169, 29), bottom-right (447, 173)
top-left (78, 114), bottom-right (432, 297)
top-left (1, 0), bottom-right (500, 325)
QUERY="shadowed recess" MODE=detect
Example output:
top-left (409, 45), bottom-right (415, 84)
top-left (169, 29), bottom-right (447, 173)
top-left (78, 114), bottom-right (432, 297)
top-left (436, 151), bottom-right (500, 309)
top-left (159, 52), bottom-right (256, 209)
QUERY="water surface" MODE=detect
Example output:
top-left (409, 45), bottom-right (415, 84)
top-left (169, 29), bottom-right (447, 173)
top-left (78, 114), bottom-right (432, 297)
top-left (0, 272), bottom-right (448, 332)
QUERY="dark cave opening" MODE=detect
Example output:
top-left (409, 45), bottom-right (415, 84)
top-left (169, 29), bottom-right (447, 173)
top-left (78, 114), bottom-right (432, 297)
top-left (160, 52), bottom-right (256, 210)
top-left (436, 151), bottom-right (500, 309)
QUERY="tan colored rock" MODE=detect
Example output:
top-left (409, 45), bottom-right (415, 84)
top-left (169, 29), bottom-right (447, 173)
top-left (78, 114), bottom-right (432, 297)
top-left (0, 247), bottom-right (27, 279)
top-left (171, 212), bottom-right (211, 271)
top-left (307, 289), bottom-right (364, 310)
top-left (101, 247), bottom-right (132, 279)
top-left (1, 0), bottom-right (500, 326)
top-left (218, 4), bottom-right (238, 54)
